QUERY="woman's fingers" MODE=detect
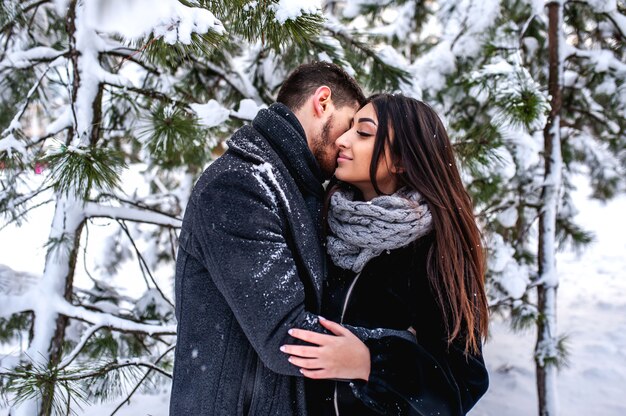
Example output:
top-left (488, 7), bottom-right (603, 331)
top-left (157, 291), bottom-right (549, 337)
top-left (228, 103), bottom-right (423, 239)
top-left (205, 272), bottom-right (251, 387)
top-left (319, 317), bottom-right (350, 336)
top-left (287, 355), bottom-right (321, 370)
top-left (299, 368), bottom-right (328, 379)
top-left (280, 344), bottom-right (319, 358)
top-left (288, 328), bottom-right (334, 345)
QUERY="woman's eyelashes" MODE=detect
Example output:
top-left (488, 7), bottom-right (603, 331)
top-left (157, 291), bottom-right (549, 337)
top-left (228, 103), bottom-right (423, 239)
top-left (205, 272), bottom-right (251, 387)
top-left (357, 130), bottom-right (374, 137)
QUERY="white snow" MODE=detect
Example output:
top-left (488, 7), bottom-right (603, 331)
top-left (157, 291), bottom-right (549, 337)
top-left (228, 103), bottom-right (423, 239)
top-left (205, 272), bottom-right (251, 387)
top-left (0, 134), bottom-right (27, 158)
top-left (44, 106), bottom-right (73, 137)
top-left (191, 100), bottom-right (231, 128)
top-left (191, 98), bottom-right (266, 126)
top-left (585, 0), bottom-right (617, 13)
top-left (410, 41), bottom-right (456, 95)
top-left (253, 162), bottom-right (291, 210)
top-left (86, 0), bottom-right (225, 43)
top-left (496, 205), bottom-right (517, 228)
top-left (0, 47), bottom-right (64, 71)
top-left (343, 0), bottom-right (387, 19)
top-left (271, 0), bottom-right (322, 24)
top-left (441, 0), bottom-right (502, 58)
top-left (231, 99), bottom-right (266, 121)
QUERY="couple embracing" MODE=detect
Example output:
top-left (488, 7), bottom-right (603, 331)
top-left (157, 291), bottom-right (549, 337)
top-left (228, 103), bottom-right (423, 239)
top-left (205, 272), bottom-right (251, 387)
top-left (169, 62), bottom-right (489, 416)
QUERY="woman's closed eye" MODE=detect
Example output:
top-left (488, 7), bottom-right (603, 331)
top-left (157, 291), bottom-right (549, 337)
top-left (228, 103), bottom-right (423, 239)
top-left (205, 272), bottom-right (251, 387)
top-left (357, 131), bottom-right (374, 137)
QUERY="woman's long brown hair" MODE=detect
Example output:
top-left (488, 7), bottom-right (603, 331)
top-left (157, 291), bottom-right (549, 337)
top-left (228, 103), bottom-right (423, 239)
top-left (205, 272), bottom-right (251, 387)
top-left (368, 94), bottom-right (488, 355)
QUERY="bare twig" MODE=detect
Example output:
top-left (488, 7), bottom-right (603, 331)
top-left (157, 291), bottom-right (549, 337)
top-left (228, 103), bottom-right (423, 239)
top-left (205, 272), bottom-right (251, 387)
top-left (109, 345), bottom-right (176, 415)
top-left (117, 220), bottom-right (175, 310)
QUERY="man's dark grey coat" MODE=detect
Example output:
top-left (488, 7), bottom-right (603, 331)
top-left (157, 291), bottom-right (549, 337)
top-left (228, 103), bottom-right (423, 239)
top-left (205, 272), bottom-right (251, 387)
top-left (169, 104), bottom-right (327, 415)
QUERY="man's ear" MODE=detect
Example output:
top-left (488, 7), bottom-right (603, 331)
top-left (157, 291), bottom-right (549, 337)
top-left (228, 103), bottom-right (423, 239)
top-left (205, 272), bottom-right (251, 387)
top-left (312, 86), bottom-right (332, 117)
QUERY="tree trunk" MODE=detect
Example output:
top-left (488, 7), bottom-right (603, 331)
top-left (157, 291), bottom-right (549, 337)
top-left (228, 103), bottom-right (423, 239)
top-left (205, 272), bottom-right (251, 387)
top-left (38, 199), bottom-right (85, 416)
top-left (536, 2), bottom-right (564, 416)
top-left (10, 197), bottom-right (86, 416)
top-left (15, 0), bottom-right (103, 414)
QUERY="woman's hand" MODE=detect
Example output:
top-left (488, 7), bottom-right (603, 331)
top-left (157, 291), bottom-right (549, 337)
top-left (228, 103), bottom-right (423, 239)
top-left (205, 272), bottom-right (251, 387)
top-left (280, 317), bottom-right (371, 381)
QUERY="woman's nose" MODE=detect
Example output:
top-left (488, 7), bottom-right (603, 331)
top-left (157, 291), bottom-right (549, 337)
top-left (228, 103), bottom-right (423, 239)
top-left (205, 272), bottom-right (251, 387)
top-left (335, 131), bottom-right (350, 148)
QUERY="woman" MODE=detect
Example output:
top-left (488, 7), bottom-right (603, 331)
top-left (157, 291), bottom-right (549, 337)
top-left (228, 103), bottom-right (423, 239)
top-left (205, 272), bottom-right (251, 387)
top-left (280, 94), bottom-right (490, 415)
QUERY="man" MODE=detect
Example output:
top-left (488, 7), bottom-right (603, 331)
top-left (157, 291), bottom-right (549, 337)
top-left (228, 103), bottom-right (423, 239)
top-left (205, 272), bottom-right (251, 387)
top-left (169, 62), bottom-right (407, 415)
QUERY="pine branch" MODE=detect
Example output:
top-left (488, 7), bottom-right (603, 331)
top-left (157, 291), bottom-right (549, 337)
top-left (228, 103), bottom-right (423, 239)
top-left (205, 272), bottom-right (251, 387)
top-left (0, 49), bottom-right (68, 72)
top-left (109, 345), bottom-right (175, 415)
top-left (519, 13), bottom-right (539, 40)
top-left (56, 359), bottom-right (172, 381)
top-left (57, 324), bottom-right (105, 370)
top-left (43, 145), bottom-right (127, 200)
top-left (606, 10), bottom-right (626, 39)
top-left (92, 192), bottom-right (182, 219)
top-left (567, 0), bottom-right (626, 39)
top-left (323, 22), bottom-right (411, 90)
top-left (0, 65), bottom-right (51, 139)
top-left (0, 197), bottom-right (54, 232)
top-left (123, 86), bottom-right (190, 110)
top-left (0, 290), bottom-right (176, 335)
top-left (565, 44), bottom-right (626, 72)
top-left (0, 0), bottom-right (51, 35)
top-left (105, 51), bottom-right (160, 76)
top-left (59, 304), bottom-right (176, 336)
top-left (82, 202), bottom-right (181, 228)
top-left (1, 357), bottom-right (172, 412)
top-left (203, 58), bottom-right (264, 102)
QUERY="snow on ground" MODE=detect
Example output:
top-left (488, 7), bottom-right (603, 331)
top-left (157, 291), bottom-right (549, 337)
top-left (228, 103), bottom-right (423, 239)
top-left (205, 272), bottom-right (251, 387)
top-left (2, 175), bottom-right (625, 415)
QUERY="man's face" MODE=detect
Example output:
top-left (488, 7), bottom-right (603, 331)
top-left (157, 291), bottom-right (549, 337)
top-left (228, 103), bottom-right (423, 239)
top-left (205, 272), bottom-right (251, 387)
top-left (311, 102), bottom-right (360, 179)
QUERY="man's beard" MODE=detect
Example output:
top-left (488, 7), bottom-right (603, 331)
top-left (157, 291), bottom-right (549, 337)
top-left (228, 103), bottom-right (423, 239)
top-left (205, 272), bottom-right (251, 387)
top-left (312, 116), bottom-right (336, 179)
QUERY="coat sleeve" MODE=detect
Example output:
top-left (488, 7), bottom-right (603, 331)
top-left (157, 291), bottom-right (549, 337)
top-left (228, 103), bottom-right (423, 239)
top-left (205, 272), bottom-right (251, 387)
top-left (189, 167), bottom-right (414, 376)
top-left (350, 334), bottom-right (489, 415)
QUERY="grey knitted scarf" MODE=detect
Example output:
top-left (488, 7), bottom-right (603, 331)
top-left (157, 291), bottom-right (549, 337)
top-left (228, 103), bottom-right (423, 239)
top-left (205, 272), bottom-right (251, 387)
top-left (327, 187), bottom-right (433, 273)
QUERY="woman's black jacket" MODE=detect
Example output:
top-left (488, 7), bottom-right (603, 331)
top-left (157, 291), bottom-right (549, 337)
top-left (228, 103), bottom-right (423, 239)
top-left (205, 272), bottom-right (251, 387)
top-left (307, 236), bottom-right (489, 415)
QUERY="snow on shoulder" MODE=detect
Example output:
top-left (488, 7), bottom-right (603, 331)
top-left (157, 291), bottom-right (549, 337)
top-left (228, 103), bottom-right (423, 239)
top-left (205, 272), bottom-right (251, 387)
top-left (252, 162), bottom-right (291, 210)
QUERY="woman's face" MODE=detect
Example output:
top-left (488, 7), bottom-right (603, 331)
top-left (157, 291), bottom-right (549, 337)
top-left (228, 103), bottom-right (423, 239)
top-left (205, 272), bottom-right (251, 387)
top-left (334, 103), bottom-right (399, 199)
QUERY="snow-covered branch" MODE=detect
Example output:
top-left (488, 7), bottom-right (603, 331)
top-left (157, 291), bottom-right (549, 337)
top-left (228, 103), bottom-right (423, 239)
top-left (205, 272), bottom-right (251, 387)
top-left (57, 324), bottom-right (105, 369)
top-left (83, 202), bottom-right (181, 228)
top-left (41, 106), bottom-right (73, 139)
top-left (57, 301), bottom-right (176, 336)
top-left (567, 0), bottom-right (626, 38)
top-left (606, 10), bottom-right (626, 38)
top-left (0, 47), bottom-right (66, 72)
top-left (86, 0), bottom-right (225, 44)
top-left (565, 44), bottom-right (626, 75)
top-left (204, 59), bottom-right (264, 103)
top-left (123, 86), bottom-right (191, 109)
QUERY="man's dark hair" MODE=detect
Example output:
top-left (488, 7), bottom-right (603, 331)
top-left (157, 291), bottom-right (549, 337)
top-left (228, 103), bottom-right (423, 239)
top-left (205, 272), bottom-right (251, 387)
top-left (276, 61), bottom-right (366, 111)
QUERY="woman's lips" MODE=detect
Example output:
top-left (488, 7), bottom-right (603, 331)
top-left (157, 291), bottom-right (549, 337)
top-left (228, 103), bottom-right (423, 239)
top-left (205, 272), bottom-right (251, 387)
top-left (337, 154), bottom-right (352, 162)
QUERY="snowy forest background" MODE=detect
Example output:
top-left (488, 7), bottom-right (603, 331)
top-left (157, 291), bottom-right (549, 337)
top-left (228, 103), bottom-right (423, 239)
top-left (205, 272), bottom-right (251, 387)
top-left (0, 0), bottom-right (624, 415)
